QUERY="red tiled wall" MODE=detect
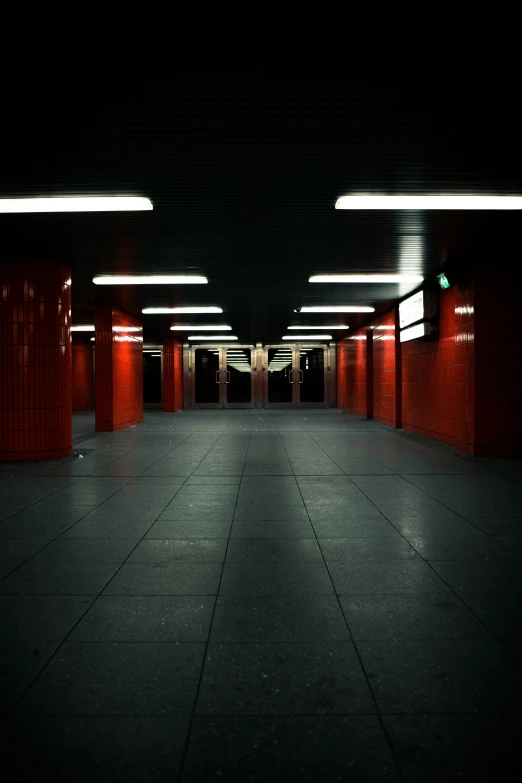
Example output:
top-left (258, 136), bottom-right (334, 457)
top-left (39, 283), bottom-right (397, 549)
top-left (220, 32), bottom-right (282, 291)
top-left (401, 282), bottom-right (475, 452)
top-left (0, 262), bottom-right (72, 460)
top-left (163, 338), bottom-right (184, 412)
top-left (72, 342), bottom-right (94, 411)
top-left (473, 268), bottom-right (522, 457)
top-left (336, 330), bottom-right (368, 416)
top-left (94, 306), bottom-right (143, 432)
top-left (372, 311), bottom-right (399, 427)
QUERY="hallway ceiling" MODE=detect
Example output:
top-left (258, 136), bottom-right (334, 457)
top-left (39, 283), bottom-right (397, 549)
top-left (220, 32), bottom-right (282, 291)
top-left (1, 16), bottom-right (521, 344)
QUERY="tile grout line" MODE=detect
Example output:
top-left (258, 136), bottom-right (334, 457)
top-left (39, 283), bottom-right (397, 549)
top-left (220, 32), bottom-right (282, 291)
top-left (278, 431), bottom-right (407, 782)
top-left (177, 411), bottom-right (246, 781)
top-left (3, 427), bottom-right (212, 718)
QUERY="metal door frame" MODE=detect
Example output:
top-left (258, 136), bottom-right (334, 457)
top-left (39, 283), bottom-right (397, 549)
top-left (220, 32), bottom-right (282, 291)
top-left (262, 343), bottom-right (331, 409)
top-left (186, 344), bottom-right (256, 409)
top-left (295, 343), bottom-right (329, 409)
top-left (223, 344), bottom-right (256, 409)
top-left (188, 344), bottom-right (224, 408)
top-left (262, 344), bottom-right (299, 408)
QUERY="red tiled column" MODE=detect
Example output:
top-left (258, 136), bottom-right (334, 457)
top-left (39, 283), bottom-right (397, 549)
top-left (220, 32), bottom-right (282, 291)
top-left (72, 342), bottom-right (94, 411)
top-left (163, 337), bottom-right (183, 411)
top-left (0, 262), bottom-right (72, 460)
top-left (94, 306), bottom-right (143, 432)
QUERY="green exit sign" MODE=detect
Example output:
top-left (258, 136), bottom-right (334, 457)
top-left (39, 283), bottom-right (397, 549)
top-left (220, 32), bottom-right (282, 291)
top-left (437, 273), bottom-right (451, 289)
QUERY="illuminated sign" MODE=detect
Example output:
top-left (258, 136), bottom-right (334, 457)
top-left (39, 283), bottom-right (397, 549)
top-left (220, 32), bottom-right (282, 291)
top-left (399, 291), bottom-right (424, 328)
top-left (437, 272), bottom-right (451, 289)
top-left (400, 322), bottom-right (430, 342)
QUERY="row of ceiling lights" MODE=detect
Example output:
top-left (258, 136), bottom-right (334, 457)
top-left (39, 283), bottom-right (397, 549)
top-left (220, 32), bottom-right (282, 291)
top-left (10, 192), bottom-right (507, 338)
top-left (75, 274), bottom-right (421, 338)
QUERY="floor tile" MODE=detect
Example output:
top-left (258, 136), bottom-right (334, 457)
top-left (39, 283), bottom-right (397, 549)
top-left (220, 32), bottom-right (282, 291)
top-left (219, 561), bottom-right (334, 595)
top-left (61, 517), bottom-right (153, 539)
top-left (30, 539), bottom-right (137, 563)
top-left (461, 592), bottom-right (522, 637)
top-left (230, 520), bottom-right (315, 538)
top-left (1, 715), bottom-right (191, 783)
top-left (408, 536), bottom-right (516, 559)
top-left (0, 595), bottom-right (94, 640)
top-left (182, 716), bottom-right (400, 782)
top-left (358, 639), bottom-right (506, 713)
top-left (233, 504), bottom-right (309, 521)
top-left (329, 560), bottom-right (450, 594)
top-left (225, 538), bottom-right (321, 561)
top-left (339, 593), bottom-right (490, 640)
top-left (384, 713), bottom-right (509, 783)
top-left (18, 642), bottom-right (205, 715)
top-left (128, 539), bottom-right (227, 563)
top-left (70, 596), bottom-right (215, 641)
top-left (196, 642), bottom-right (375, 715)
top-left (429, 559), bottom-right (522, 593)
top-left (103, 563), bottom-right (223, 595)
top-left (0, 642), bottom-right (58, 712)
top-left (146, 519), bottom-right (232, 538)
top-left (319, 537), bottom-right (419, 561)
top-left (0, 562), bottom-right (121, 595)
top-left (211, 595), bottom-right (350, 642)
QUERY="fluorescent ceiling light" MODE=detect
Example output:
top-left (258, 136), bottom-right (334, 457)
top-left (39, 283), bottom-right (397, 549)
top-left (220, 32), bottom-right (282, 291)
top-left (90, 337), bottom-right (95, 341)
top-left (71, 325), bottom-right (95, 332)
top-left (150, 354), bottom-right (161, 357)
top-left (94, 275), bottom-right (207, 285)
top-left (309, 275), bottom-right (423, 284)
top-left (143, 349), bottom-right (161, 353)
top-left (335, 195), bottom-right (522, 210)
top-left (143, 307), bottom-right (222, 314)
top-left (170, 324), bottom-right (231, 331)
top-left (188, 335), bottom-right (238, 341)
top-left (0, 196), bottom-right (152, 213)
top-left (287, 325), bottom-right (349, 329)
top-left (298, 306), bottom-right (375, 313)
top-left (283, 335), bottom-right (332, 340)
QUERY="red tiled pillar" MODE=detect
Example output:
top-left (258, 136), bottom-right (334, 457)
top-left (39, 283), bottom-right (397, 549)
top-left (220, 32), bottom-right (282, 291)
top-left (163, 337), bottom-right (183, 411)
top-left (0, 262), bottom-right (72, 460)
top-left (94, 306), bottom-right (143, 432)
top-left (72, 342), bottom-right (94, 411)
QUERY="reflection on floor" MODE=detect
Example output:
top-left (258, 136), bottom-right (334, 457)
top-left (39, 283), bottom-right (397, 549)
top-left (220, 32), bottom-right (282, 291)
top-left (1, 410), bottom-right (522, 782)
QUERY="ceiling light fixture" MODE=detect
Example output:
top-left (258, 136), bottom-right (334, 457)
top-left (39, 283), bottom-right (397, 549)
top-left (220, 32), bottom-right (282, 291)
top-left (309, 275), bottom-right (423, 284)
top-left (142, 307), bottom-right (222, 314)
top-left (94, 275), bottom-right (207, 285)
top-left (297, 306), bottom-right (375, 313)
top-left (283, 335), bottom-right (332, 340)
top-left (335, 195), bottom-right (522, 210)
top-left (188, 335), bottom-right (238, 341)
top-left (170, 325), bottom-right (231, 331)
top-left (287, 325), bottom-right (349, 329)
top-left (71, 325), bottom-right (95, 332)
top-left (0, 196), bottom-right (153, 213)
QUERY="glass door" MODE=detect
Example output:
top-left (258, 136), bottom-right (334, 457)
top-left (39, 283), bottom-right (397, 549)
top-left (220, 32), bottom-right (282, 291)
top-left (262, 344), bottom-right (328, 408)
top-left (263, 345), bottom-right (298, 408)
top-left (192, 347), bottom-right (222, 408)
top-left (191, 345), bottom-right (256, 408)
top-left (296, 346), bottom-right (327, 407)
top-left (223, 346), bottom-right (256, 408)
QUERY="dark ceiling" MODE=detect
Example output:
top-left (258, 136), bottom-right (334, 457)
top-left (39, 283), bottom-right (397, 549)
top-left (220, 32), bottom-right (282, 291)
top-left (1, 16), bottom-right (521, 344)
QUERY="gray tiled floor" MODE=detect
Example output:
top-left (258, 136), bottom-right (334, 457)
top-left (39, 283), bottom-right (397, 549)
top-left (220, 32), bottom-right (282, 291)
top-left (1, 409), bottom-right (522, 781)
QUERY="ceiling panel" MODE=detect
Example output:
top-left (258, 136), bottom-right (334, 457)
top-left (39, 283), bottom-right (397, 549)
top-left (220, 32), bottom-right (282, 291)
top-left (1, 17), bottom-right (521, 344)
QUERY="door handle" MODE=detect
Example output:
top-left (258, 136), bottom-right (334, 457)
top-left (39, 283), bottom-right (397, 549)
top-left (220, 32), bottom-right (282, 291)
top-left (225, 371), bottom-right (231, 384)
top-left (288, 370), bottom-right (294, 383)
top-left (215, 371), bottom-right (221, 384)
top-left (298, 369), bottom-right (304, 383)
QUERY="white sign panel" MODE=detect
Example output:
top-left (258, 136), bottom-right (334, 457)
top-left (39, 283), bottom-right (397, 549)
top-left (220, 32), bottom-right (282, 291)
top-left (399, 290), bottom-right (424, 328)
top-left (400, 322), bottom-right (428, 342)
